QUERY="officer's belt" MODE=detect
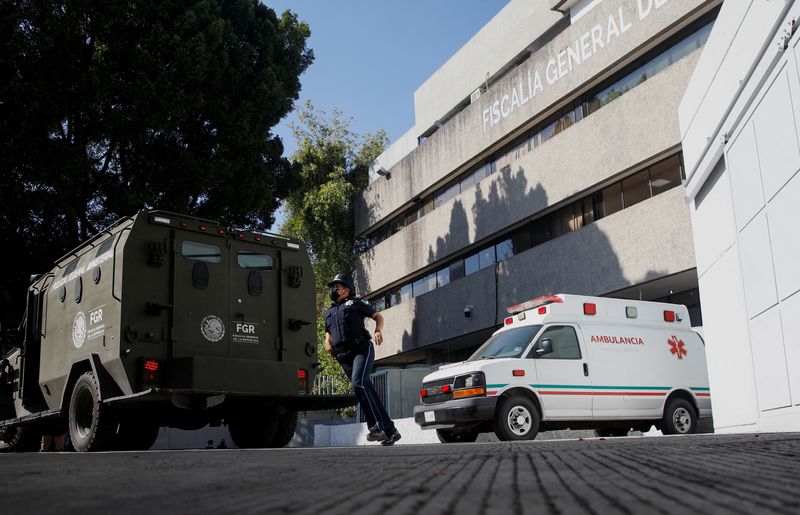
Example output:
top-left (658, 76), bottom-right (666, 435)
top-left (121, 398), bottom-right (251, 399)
top-left (333, 336), bottom-right (369, 351)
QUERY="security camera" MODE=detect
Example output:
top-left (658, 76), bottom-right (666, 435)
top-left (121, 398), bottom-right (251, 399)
top-left (464, 305), bottom-right (474, 318)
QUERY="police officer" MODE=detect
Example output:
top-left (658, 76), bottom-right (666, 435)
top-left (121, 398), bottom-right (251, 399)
top-left (324, 273), bottom-right (401, 445)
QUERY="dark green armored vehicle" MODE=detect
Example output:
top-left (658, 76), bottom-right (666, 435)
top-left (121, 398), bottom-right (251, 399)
top-left (0, 210), bottom-right (352, 452)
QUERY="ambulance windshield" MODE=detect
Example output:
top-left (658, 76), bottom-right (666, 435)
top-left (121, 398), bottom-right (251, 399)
top-left (468, 325), bottom-right (542, 361)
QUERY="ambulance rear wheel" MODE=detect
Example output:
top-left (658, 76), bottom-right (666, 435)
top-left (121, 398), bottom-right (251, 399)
top-left (436, 429), bottom-right (479, 443)
top-left (68, 371), bottom-right (116, 452)
top-left (494, 396), bottom-right (540, 441)
top-left (662, 398), bottom-right (697, 435)
top-left (228, 411), bottom-right (279, 448)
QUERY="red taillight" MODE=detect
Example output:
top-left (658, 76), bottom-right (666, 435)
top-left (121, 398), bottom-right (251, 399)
top-left (441, 385), bottom-right (452, 393)
top-left (298, 369), bottom-right (308, 393)
top-left (199, 225), bottom-right (207, 232)
top-left (140, 359), bottom-right (161, 386)
top-left (144, 360), bottom-right (159, 372)
top-left (218, 229), bottom-right (225, 235)
top-left (504, 317), bottom-right (513, 325)
top-left (180, 222), bottom-right (188, 228)
top-left (664, 310), bottom-right (676, 322)
top-left (255, 236), bottom-right (262, 241)
top-left (513, 370), bottom-right (525, 377)
top-left (538, 306), bottom-right (547, 315)
top-left (238, 233), bottom-right (245, 239)
top-left (420, 388), bottom-right (429, 398)
top-left (584, 303), bottom-right (597, 315)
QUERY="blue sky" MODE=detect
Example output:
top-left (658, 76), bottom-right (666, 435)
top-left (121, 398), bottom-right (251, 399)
top-left (266, 1), bottom-right (510, 158)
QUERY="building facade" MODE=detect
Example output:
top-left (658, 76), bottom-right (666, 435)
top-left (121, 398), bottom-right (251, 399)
top-left (355, 0), bottom-right (721, 367)
top-left (680, 0), bottom-right (800, 432)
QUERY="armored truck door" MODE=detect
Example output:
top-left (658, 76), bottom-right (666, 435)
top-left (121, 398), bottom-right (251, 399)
top-left (173, 236), bottom-right (230, 357)
top-left (228, 244), bottom-right (280, 361)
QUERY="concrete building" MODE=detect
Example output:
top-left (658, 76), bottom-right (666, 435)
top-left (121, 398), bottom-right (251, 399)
top-left (680, 0), bottom-right (800, 432)
top-left (355, 0), bottom-right (722, 367)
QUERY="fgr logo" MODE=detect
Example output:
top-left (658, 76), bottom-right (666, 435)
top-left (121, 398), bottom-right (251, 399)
top-left (236, 323), bottom-right (255, 334)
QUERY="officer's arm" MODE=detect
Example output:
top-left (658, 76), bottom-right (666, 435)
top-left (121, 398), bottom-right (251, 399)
top-left (324, 332), bottom-right (335, 355)
top-left (371, 313), bottom-right (384, 346)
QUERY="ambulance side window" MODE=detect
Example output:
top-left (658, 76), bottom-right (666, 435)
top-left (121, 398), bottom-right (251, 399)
top-left (535, 326), bottom-right (581, 359)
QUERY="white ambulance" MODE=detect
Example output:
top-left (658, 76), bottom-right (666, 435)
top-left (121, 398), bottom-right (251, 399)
top-left (413, 294), bottom-right (711, 442)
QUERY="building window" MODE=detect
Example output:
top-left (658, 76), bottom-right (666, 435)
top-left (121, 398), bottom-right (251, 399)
top-left (496, 239), bottom-right (514, 261)
top-left (622, 170), bottom-right (651, 209)
top-left (436, 268), bottom-right (450, 288)
top-left (464, 253), bottom-right (480, 276)
top-left (478, 247), bottom-right (496, 270)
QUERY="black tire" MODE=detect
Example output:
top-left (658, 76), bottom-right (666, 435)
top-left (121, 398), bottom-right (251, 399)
top-left (228, 411), bottom-right (279, 449)
top-left (662, 398), bottom-right (697, 435)
top-left (493, 396), bottom-right (540, 441)
top-left (436, 429), bottom-right (479, 443)
top-left (268, 411), bottom-right (298, 448)
top-left (68, 371), bottom-right (117, 452)
top-left (595, 427), bottom-right (629, 437)
top-left (0, 425), bottom-right (41, 452)
top-left (115, 422), bottom-right (160, 451)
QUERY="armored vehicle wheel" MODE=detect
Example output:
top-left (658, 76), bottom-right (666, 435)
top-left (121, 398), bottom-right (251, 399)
top-left (228, 411), bottom-right (279, 448)
top-left (268, 411), bottom-right (299, 448)
top-left (662, 398), bottom-right (697, 435)
top-left (0, 425), bottom-right (41, 452)
top-left (115, 422), bottom-right (160, 451)
top-left (595, 428), bottom-right (629, 437)
top-left (436, 429), bottom-right (479, 443)
top-left (493, 395), bottom-right (540, 441)
top-left (68, 371), bottom-right (116, 452)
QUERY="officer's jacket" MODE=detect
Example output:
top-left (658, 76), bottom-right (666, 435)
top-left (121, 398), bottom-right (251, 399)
top-left (324, 296), bottom-right (375, 346)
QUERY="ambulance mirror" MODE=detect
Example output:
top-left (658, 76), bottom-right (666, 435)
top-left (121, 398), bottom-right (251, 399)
top-left (535, 338), bottom-right (553, 356)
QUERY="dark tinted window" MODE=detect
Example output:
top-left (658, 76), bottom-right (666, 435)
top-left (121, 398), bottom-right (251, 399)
top-left (95, 237), bottom-right (115, 257)
top-left (181, 241), bottom-right (221, 263)
top-left (62, 259), bottom-right (79, 277)
top-left (622, 171), bottom-right (651, 208)
top-left (237, 252), bottom-right (273, 271)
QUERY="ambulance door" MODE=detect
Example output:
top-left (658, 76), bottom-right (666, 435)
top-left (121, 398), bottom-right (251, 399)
top-left (529, 325), bottom-right (591, 418)
top-left (227, 244), bottom-right (280, 361)
top-left (172, 236), bottom-right (229, 358)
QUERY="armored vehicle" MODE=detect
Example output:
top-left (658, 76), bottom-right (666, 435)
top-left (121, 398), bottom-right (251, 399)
top-left (0, 210), bottom-right (353, 451)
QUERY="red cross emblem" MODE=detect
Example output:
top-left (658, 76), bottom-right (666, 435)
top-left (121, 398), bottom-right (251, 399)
top-left (668, 336), bottom-right (687, 360)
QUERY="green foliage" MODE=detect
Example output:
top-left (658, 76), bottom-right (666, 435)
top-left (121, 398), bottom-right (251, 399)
top-left (0, 0), bottom-right (313, 323)
top-left (281, 101), bottom-right (387, 409)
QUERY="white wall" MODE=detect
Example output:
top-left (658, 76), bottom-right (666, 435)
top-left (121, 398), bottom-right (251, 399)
top-left (681, 0), bottom-right (800, 433)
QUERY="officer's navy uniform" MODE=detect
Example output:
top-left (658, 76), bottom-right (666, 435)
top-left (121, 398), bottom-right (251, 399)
top-left (324, 294), bottom-right (397, 438)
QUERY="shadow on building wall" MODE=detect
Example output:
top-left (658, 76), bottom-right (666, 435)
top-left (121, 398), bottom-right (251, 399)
top-left (388, 165), bottom-right (667, 363)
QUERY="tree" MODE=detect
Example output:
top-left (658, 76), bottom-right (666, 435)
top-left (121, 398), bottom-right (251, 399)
top-left (281, 101), bottom-right (388, 401)
top-left (0, 0), bottom-right (312, 323)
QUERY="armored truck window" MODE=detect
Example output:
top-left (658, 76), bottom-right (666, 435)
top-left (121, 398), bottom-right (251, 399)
top-left (62, 259), bottom-right (79, 277)
top-left (534, 326), bottom-right (581, 359)
top-left (181, 241), bottom-right (221, 263)
top-left (95, 236), bottom-right (115, 257)
top-left (237, 252), bottom-right (273, 271)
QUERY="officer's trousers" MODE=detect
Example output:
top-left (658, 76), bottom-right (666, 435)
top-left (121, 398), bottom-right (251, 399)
top-left (336, 342), bottom-right (396, 435)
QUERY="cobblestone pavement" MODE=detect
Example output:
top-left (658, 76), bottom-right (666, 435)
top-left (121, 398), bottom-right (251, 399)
top-left (2, 433), bottom-right (799, 514)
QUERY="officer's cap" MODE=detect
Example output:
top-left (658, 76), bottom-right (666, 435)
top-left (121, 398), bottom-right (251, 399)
top-left (327, 273), bottom-right (355, 291)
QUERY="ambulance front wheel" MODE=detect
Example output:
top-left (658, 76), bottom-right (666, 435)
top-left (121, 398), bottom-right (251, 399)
top-left (662, 398), bottom-right (697, 435)
top-left (493, 395), bottom-right (540, 441)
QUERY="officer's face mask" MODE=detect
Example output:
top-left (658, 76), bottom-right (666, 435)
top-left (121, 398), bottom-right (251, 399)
top-left (329, 287), bottom-right (341, 302)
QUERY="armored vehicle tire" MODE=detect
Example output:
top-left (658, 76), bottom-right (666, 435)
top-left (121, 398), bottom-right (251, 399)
top-left (228, 411), bottom-right (279, 449)
top-left (68, 371), bottom-right (117, 452)
top-left (595, 428), bottom-right (630, 437)
top-left (268, 411), bottom-right (299, 448)
top-left (436, 429), bottom-right (479, 443)
top-left (115, 422), bottom-right (160, 451)
top-left (662, 398), bottom-right (697, 435)
top-left (0, 425), bottom-right (41, 452)
top-left (493, 395), bottom-right (540, 441)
